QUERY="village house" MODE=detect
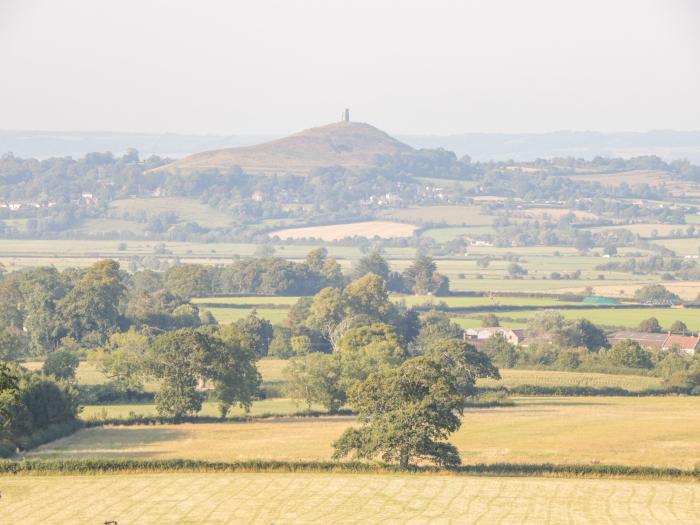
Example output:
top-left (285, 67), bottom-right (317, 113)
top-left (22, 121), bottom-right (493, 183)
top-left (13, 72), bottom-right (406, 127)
top-left (606, 331), bottom-right (699, 355)
top-left (463, 327), bottom-right (527, 347)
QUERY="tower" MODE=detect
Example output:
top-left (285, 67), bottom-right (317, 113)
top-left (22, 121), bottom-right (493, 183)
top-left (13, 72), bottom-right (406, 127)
top-left (341, 108), bottom-right (350, 122)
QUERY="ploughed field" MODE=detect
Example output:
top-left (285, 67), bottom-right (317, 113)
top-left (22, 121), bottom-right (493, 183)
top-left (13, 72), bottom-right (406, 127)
top-left (2, 472), bottom-right (698, 525)
top-left (26, 397), bottom-right (700, 469)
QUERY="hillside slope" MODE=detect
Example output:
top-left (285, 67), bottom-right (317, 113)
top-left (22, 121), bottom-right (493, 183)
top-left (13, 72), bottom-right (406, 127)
top-left (151, 121), bottom-right (414, 176)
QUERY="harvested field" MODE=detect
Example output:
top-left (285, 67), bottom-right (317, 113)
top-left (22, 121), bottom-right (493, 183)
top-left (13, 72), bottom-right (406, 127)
top-left (269, 221), bottom-right (418, 241)
top-left (3, 472), bottom-right (698, 525)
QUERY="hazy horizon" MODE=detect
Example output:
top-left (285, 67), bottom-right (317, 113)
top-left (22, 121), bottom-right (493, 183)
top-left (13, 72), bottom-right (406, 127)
top-left (2, 0), bottom-right (699, 136)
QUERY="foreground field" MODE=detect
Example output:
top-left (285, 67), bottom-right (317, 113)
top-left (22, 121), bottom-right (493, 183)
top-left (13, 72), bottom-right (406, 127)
top-left (28, 397), bottom-right (700, 468)
top-left (3, 472), bottom-right (698, 524)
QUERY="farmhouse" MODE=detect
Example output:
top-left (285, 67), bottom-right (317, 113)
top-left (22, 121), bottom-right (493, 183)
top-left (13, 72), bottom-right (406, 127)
top-left (607, 331), bottom-right (699, 355)
top-left (463, 327), bottom-right (527, 347)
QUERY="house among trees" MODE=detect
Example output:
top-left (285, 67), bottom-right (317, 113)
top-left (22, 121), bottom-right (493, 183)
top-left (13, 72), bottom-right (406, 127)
top-left (463, 327), bottom-right (527, 347)
top-left (607, 331), bottom-right (699, 355)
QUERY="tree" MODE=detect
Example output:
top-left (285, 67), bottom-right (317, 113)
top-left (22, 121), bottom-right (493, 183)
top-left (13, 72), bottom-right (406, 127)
top-left (290, 335), bottom-right (313, 355)
top-left (0, 362), bottom-right (19, 425)
top-left (203, 333), bottom-right (260, 418)
top-left (507, 263), bottom-right (528, 277)
top-left (634, 284), bottom-right (681, 305)
top-left (232, 313), bottom-right (273, 358)
top-left (423, 338), bottom-right (499, 396)
top-left (332, 356), bottom-right (464, 468)
top-left (88, 330), bottom-right (149, 393)
top-left (0, 328), bottom-right (27, 362)
top-left (481, 313), bottom-right (500, 327)
top-left (352, 251), bottom-right (390, 281)
top-left (638, 317), bottom-right (663, 333)
top-left (606, 340), bottom-right (653, 369)
top-left (410, 310), bottom-right (463, 356)
top-left (42, 348), bottom-right (80, 381)
top-left (669, 320), bottom-right (689, 335)
top-left (565, 319), bottom-right (608, 351)
top-left (146, 329), bottom-right (211, 418)
top-left (481, 332), bottom-right (518, 368)
top-left (284, 352), bottom-right (345, 413)
top-left (342, 273), bottom-right (396, 321)
top-left (403, 255), bottom-right (449, 295)
top-left (57, 260), bottom-right (125, 346)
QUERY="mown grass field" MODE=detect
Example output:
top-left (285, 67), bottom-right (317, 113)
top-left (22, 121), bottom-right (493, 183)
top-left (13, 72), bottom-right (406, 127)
top-left (4, 472), bottom-right (698, 525)
top-left (27, 397), bottom-right (700, 468)
top-left (109, 197), bottom-right (234, 228)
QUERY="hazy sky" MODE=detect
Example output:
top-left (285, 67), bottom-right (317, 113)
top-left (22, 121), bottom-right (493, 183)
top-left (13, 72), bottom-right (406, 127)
top-left (1, 0), bottom-right (699, 135)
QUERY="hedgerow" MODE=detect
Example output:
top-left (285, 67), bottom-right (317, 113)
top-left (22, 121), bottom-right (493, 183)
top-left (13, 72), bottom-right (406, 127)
top-left (0, 458), bottom-right (697, 481)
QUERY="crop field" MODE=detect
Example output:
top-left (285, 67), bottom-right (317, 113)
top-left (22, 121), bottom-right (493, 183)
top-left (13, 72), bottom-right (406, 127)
top-left (452, 306), bottom-right (700, 331)
top-left (420, 225), bottom-right (495, 242)
top-left (393, 294), bottom-right (585, 308)
top-left (269, 221), bottom-right (418, 241)
top-left (27, 397), bottom-right (700, 468)
top-left (3, 472), bottom-right (698, 525)
top-left (652, 238), bottom-right (700, 256)
top-left (379, 205), bottom-right (493, 226)
top-left (477, 369), bottom-right (662, 391)
top-left (556, 281), bottom-right (700, 301)
top-left (589, 223), bottom-right (692, 238)
top-left (516, 207), bottom-right (599, 221)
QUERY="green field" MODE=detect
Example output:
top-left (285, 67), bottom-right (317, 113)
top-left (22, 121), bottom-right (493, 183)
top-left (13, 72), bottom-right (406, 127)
top-left (109, 197), bottom-right (235, 228)
top-left (27, 397), bottom-right (700, 468)
top-left (379, 205), bottom-right (493, 226)
top-left (452, 306), bottom-right (700, 331)
top-left (206, 306), bottom-right (289, 324)
top-left (3, 472), bottom-right (697, 525)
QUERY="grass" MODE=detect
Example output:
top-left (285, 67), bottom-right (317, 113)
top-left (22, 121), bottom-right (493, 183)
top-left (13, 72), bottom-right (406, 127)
top-left (207, 306), bottom-right (289, 324)
top-left (420, 225), bottom-right (495, 242)
top-left (380, 205), bottom-right (493, 226)
top-left (477, 369), bottom-right (662, 391)
top-left (269, 221), bottom-right (418, 241)
top-left (26, 397), bottom-right (700, 468)
top-left (3, 472), bottom-right (698, 524)
top-left (393, 294), bottom-right (583, 308)
top-left (192, 296), bottom-right (302, 306)
top-left (109, 197), bottom-right (234, 228)
top-left (451, 306), bottom-right (700, 331)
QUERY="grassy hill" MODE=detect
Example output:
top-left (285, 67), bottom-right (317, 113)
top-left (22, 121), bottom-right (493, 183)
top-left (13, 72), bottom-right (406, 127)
top-left (151, 121), bottom-right (413, 176)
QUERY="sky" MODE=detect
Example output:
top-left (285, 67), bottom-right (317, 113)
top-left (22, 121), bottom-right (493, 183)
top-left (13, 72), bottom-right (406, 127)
top-left (1, 0), bottom-right (699, 135)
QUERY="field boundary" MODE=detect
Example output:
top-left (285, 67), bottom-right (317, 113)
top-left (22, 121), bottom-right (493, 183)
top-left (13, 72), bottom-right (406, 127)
top-left (1, 458), bottom-right (698, 481)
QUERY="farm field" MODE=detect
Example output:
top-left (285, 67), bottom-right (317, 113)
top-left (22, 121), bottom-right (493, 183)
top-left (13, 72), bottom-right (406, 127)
top-left (420, 225), bottom-right (496, 242)
top-left (379, 205), bottom-right (493, 226)
top-left (206, 306), bottom-right (289, 324)
top-left (269, 221), bottom-right (418, 241)
top-left (652, 238), bottom-right (700, 256)
top-left (27, 397), bottom-right (700, 468)
top-left (452, 306), bottom-right (700, 331)
top-left (477, 369), bottom-right (663, 391)
top-left (3, 472), bottom-right (698, 525)
top-left (109, 197), bottom-right (234, 228)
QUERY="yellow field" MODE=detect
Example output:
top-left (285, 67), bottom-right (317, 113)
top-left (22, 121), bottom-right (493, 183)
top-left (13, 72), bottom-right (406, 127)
top-left (478, 369), bottom-right (662, 391)
top-left (557, 281), bottom-right (700, 301)
top-left (3, 472), bottom-right (698, 525)
top-left (27, 397), bottom-right (700, 468)
top-left (269, 221), bottom-right (418, 240)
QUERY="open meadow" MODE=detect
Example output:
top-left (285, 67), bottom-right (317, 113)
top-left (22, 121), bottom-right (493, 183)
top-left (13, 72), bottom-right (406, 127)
top-left (26, 397), bottom-right (700, 468)
top-left (3, 472), bottom-right (698, 525)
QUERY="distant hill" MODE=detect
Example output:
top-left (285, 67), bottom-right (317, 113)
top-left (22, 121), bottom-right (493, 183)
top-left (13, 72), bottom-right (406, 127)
top-left (3, 128), bottom-right (700, 164)
top-left (150, 121), bottom-right (414, 176)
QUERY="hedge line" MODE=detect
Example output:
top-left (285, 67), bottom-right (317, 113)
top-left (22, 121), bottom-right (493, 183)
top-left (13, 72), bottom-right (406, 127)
top-left (1, 458), bottom-right (697, 481)
top-left (83, 409), bottom-right (354, 427)
top-left (484, 385), bottom-right (688, 397)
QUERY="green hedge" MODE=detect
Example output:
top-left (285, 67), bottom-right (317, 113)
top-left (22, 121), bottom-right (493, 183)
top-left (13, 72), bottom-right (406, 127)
top-left (0, 419), bottom-right (84, 458)
top-left (1, 458), bottom-right (697, 480)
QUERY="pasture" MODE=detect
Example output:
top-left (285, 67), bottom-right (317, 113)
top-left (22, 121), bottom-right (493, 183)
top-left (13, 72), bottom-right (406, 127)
top-left (3, 472), bottom-right (698, 525)
top-left (269, 221), bottom-right (418, 241)
top-left (380, 205), bottom-right (492, 226)
top-left (477, 369), bottom-right (663, 391)
top-left (109, 197), bottom-right (234, 228)
top-left (452, 306), bottom-right (700, 331)
top-left (27, 397), bottom-right (700, 468)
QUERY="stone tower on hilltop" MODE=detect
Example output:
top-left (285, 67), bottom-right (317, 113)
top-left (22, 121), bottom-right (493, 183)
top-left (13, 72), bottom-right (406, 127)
top-left (341, 108), bottom-right (350, 122)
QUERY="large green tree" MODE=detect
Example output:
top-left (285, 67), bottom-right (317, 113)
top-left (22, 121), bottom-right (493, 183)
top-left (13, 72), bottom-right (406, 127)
top-left (332, 356), bottom-right (464, 468)
top-left (147, 329), bottom-right (212, 418)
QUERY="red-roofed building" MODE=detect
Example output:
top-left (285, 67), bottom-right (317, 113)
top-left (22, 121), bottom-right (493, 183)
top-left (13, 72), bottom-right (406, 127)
top-left (607, 331), bottom-right (699, 355)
